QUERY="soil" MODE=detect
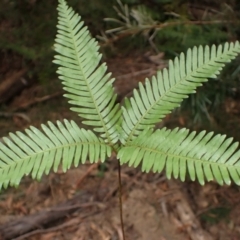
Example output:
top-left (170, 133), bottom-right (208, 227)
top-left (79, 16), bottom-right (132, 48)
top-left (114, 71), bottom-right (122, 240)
top-left (0, 51), bottom-right (240, 240)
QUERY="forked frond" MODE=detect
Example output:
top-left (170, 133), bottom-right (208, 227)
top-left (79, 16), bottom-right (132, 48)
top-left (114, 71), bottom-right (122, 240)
top-left (120, 42), bottom-right (240, 144)
top-left (118, 128), bottom-right (240, 185)
top-left (0, 119), bottom-right (111, 190)
top-left (54, 0), bottom-right (121, 144)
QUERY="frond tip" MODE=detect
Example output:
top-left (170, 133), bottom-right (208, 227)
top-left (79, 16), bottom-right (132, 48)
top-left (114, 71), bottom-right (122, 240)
top-left (0, 120), bottom-right (111, 190)
top-left (118, 128), bottom-right (240, 186)
top-left (54, 0), bottom-right (122, 144)
top-left (120, 42), bottom-right (240, 144)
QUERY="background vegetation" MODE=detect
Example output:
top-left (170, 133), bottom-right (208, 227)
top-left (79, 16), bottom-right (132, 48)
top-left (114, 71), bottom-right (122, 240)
top-left (0, 0), bottom-right (240, 125)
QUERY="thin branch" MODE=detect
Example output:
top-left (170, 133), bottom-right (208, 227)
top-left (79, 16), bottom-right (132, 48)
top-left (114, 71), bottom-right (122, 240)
top-left (118, 160), bottom-right (126, 240)
top-left (151, 19), bottom-right (239, 29)
top-left (100, 19), bottom-right (240, 46)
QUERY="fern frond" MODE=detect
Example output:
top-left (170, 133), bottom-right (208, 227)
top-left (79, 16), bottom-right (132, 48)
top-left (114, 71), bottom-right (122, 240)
top-left (118, 128), bottom-right (240, 185)
top-left (0, 119), bottom-right (111, 190)
top-left (53, 0), bottom-right (121, 144)
top-left (121, 42), bottom-right (240, 143)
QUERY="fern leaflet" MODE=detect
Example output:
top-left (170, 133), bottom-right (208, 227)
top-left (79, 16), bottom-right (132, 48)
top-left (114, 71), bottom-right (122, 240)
top-left (0, 119), bottom-right (111, 189)
top-left (118, 127), bottom-right (240, 185)
top-left (121, 42), bottom-right (240, 143)
top-left (54, 0), bottom-right (121, 144)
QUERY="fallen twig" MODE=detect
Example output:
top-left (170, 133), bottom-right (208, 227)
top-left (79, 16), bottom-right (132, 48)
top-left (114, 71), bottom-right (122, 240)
top-left (0, 191), bottom-right (93, 240)
top-left (0, 112), bottom-right (31, 122)
top-left (12, 217), bottom-right (81, 240)
top-left (12, 210), bottom-right (101, 240)
top-left (75, 163), bottom-right (99, 188)
top-left (11, 91), bottom-right (63, 111)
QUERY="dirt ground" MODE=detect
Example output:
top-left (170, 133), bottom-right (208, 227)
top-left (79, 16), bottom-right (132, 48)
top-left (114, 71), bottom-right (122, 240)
top-left (0, 51), bottom-right (240, 240)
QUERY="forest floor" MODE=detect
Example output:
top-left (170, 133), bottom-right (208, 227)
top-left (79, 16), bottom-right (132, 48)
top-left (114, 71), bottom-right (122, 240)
top-left (0, 51), bottom-right (240, 240)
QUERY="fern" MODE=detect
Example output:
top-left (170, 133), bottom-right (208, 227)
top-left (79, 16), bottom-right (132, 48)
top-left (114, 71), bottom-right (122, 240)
top-left (118, 128), bottom-right (240, 186)
top-left (0, 120), bottom-right (111, 188)
top-left (54, 0), bottom-right (122, 144)
top-left (1, 0), bottom-right (240, 192)
top-left (120, 43), bottom-right (240, 143)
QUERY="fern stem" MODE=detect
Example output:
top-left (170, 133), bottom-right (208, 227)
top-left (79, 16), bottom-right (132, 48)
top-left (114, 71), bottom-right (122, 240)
top-left (117, 159), bottom-right (126, 240)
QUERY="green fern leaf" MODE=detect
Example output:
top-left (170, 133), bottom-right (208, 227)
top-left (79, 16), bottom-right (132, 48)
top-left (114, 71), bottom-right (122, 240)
top-left (53, 0), bottom-right (121, 144)
top-left (0, 119), bottom-right (111, 189)
top-left (121, 42), bottom-right (240, 143)
top-left (118, 128), bottom-right (240, 185)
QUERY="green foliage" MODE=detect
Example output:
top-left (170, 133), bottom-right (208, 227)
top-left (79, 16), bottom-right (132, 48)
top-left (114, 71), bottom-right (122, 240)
top-left (0, 0), bottom-right (116, 82)
top-left (0, 0), bottom-right (58, 82)
top-left (104, 0), bottom-right (237, 52)
top-left (200, 207), bottom-right (231, 224)
top-left (0, 120), bottom-right (111, 188)
top-left (54, 2), bottom-right (121, 144)
top-left (119, 128), bottom-right (240, 185)
top-left (103, 0), bottom-right (240, 124)
top-left (1, 0), bottom-right (240, 190)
